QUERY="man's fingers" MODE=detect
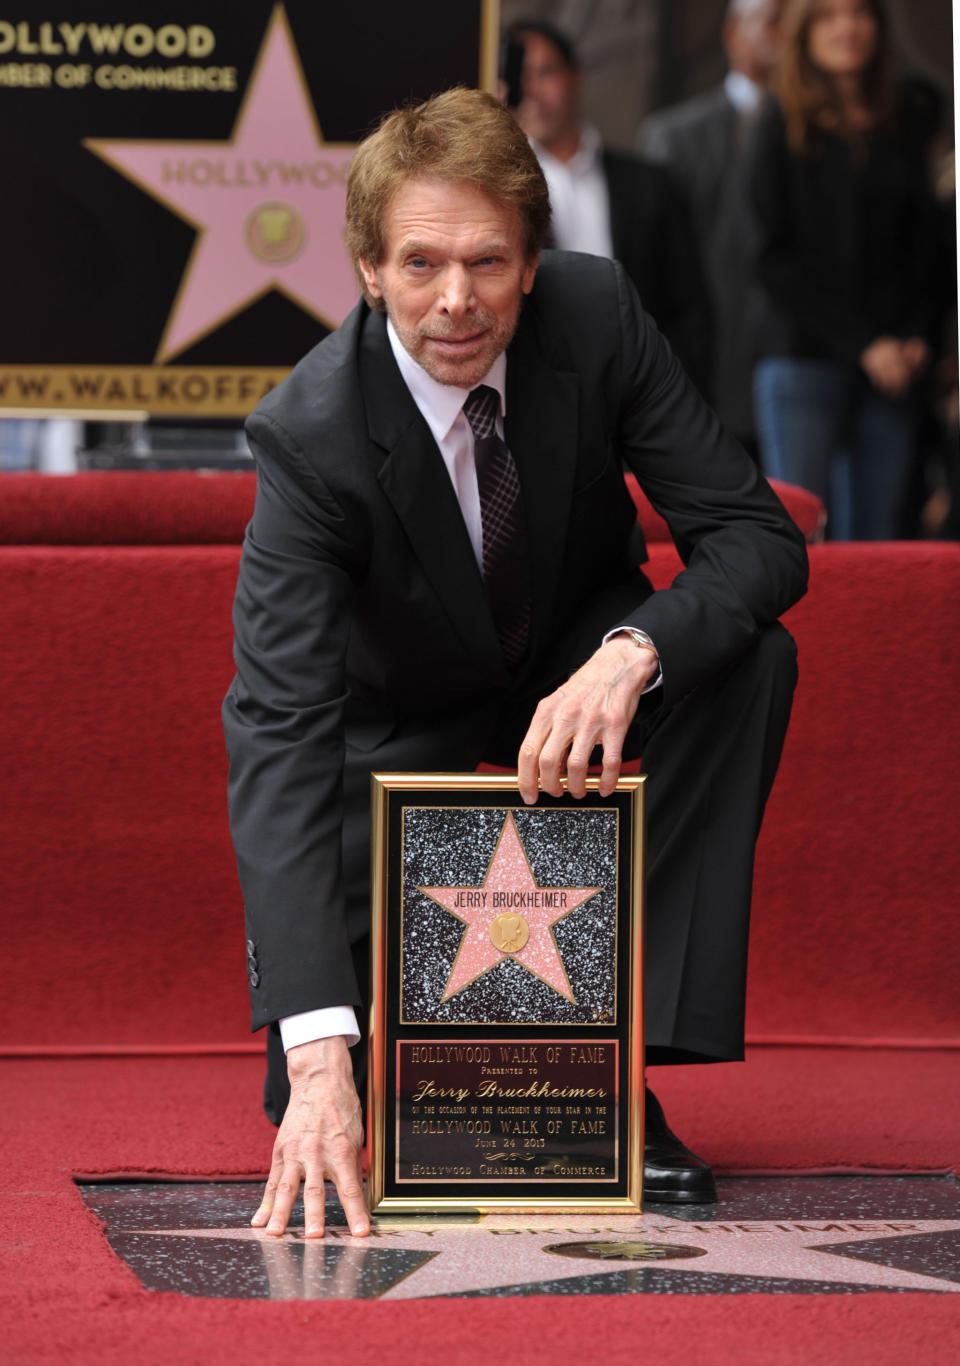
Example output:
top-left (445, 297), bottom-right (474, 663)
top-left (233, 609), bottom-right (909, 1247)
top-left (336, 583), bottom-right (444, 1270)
top-left (517, 704), bottom-right (555, 803)
top-left (564, 737), bottom-right (597, 798)
top-left (252, 1154), bottom-right (285, 1227)
top-left (302, 1173), bottom-right (328, 1239)
top-left (537, 732), bottom-right (571, 798)
top-left (330, 1150), bottom-right (371, 1237)
top-left (517, 741), bottom-right (542, 804)
top-left (517, 640), bottom-right (652, 804)
top-left (266, 1161), bottom-right (303, 1235)
top-left (598, 731), bottom-right (624, 797)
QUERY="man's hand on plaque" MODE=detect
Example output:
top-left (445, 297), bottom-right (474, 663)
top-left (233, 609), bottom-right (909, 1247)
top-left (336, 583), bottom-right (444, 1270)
top-left (251, 1035), bottom-right (371, 1239)
top-left (517, 634), bottom-right (657, 803)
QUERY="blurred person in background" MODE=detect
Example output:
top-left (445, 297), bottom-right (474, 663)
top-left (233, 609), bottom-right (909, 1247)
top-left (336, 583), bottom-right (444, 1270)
top-left (503, 18), bottom-right (712, 395)
top-left (907, 150), bottom-right (957, 540)
top-left (749, 0), bottom-right (944, 539)
top-left (641, 0), bottom-right (784, 457)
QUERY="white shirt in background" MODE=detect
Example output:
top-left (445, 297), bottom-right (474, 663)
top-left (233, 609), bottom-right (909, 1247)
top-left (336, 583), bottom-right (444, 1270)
top-left (531, 123), bottom-right (613, 259)
top-left (723, 70), bottom-right (765, 116)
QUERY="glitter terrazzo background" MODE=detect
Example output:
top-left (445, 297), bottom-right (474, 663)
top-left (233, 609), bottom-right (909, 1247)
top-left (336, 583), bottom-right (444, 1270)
top-left (400, 806), bottom-right (619, 1025)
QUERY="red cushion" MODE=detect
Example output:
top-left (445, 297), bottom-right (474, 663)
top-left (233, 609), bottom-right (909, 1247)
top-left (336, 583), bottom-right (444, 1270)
top-left (1, 470), bottom-right (826, 545)
top-left (625, 472), bottom-right (825, 544)
top-left (0, 471), bottom-right (257, 544)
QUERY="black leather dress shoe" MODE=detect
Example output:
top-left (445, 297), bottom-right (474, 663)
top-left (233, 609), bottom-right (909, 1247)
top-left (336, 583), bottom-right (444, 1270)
top-left (643, 1087), bottom-right (717, 1204)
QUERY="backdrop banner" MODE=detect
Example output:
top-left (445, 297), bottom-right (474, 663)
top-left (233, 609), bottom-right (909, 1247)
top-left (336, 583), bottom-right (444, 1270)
top-left (0, 2), bottom-right (494, 416)
top-left (367, 774), bottom-right (645, 1214)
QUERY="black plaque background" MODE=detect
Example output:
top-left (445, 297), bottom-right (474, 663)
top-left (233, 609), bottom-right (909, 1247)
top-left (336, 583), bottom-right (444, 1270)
top-left (0, 2), bottom-right (484, 367)
top-left (397, 1038), bottom-right (619, 1183)
top-left (375, 784), bottom-right (640, 1206)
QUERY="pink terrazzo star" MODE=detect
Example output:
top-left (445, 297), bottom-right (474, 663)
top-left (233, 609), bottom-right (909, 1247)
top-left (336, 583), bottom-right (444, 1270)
top-left (84, 6), bottom-right (358, 361)
top-left (130, 1211), bottom-right (960, 1299)
top-left (420, 812), bottom-right (600, 1005)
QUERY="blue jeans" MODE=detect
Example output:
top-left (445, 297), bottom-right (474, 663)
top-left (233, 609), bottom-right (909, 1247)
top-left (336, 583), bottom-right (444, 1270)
top-left (754, 357), bottom-right (918, 539)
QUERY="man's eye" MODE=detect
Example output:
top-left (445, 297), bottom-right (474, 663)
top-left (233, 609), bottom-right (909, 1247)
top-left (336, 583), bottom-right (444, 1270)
top-left (408, 256), bottom-right (429, 269)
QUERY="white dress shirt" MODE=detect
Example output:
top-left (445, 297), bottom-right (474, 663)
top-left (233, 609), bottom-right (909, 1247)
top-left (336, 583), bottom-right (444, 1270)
top-left (531, 123), bottom-right (613, 259)
top-left (384, 317), bottom-right (507, 569)
top-left (723, 70), bottom-right (765, 116)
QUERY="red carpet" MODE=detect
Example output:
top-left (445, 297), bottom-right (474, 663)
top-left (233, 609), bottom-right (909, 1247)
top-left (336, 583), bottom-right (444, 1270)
top-left (1, 1051), bottom-right (958, 1365)
top-left (2, 482), bottom-right (958, 1358)
top-left (3, 1291), bottom-right (958, 1366)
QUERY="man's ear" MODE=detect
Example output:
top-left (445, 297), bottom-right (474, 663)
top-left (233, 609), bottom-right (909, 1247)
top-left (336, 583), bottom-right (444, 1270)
top-left (521, 253), bottom-right (539, 295)
top-left (357, 258), bottom-right (383, 300)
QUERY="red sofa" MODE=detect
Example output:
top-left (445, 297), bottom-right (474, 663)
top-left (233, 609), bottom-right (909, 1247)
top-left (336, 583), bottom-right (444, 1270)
top-left (1, 473), bottom-right (957, 1052)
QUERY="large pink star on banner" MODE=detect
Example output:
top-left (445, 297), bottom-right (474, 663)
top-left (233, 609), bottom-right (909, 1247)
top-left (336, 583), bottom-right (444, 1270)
top-left (420, 812), bottom-right (600, 1005)
top-left (84, 5), bottom-right (358, 361)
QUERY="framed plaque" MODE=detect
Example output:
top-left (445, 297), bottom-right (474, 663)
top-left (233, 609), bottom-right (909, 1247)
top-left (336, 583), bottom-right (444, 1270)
top-left (367, 773), bottom-right (645, 1214)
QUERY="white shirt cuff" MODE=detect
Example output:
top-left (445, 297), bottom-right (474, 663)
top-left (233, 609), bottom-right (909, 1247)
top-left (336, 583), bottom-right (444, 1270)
top-left (279, 1006), bottom-right (361, 1052)
top-left (602, 626), bottom-right (663, 692)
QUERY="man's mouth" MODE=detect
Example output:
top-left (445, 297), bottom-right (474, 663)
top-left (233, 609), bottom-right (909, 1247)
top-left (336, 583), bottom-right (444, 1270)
top-left (426, 331), bottom-right (487, 354)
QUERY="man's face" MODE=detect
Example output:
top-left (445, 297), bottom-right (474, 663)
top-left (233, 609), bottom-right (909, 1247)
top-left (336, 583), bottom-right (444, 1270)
top-left (725, 1), bottom-right (783, 85)
top-left (359, 177), bottom-right (538, 389)
top-left (513, 30), bottom-right (582, 151)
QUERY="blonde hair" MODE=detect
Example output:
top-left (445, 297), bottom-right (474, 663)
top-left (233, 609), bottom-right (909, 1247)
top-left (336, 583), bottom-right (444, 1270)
top-left (345, 87), bottom-right (550, 309)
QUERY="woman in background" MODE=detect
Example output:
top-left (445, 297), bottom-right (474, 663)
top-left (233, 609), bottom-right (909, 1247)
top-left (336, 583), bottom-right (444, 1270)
top-left (750, 0), bottom-right (943, 538)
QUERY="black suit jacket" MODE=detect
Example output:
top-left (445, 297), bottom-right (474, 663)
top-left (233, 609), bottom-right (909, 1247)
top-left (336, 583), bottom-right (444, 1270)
top-left (601, 147), bottom-right (712, 396)
top-left (223, 251), bottom-right (807, 1032)
top-left (642, 86), bottom-right (770, 442)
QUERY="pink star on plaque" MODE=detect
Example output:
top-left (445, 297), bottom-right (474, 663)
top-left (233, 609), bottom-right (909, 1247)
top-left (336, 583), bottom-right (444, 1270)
top-left (420, 812), bottom-right (600, 1005)
top-left (84, 6), bottom-right (358, 361)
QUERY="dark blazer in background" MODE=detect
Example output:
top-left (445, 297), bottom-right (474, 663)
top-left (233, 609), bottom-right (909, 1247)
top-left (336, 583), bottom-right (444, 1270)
top-left (600, 147), bottom-right (713, 397)
top-left (222, 251), bottom-right (807, 1059)
top-left (642, 86), bottom-right (771, 446)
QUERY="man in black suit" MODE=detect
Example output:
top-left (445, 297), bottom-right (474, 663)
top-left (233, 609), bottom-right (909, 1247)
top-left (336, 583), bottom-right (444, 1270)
top-left (504, 19), bottom-right (712, 396)
top-left (640, 0), bottom-right (783, 453)
top-left (223, 88), bottom-right (807, 1240)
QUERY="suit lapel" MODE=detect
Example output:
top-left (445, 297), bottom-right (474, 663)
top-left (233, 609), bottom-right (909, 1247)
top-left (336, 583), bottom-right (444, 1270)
top-left (504, 306), bottom-right (580, 651)
top-left (359, 310), bottom-right (504, 671)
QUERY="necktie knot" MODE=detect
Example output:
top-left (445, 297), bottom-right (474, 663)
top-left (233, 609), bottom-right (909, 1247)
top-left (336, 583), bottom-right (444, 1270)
top-left (463, 385), bottom-right (499, 442)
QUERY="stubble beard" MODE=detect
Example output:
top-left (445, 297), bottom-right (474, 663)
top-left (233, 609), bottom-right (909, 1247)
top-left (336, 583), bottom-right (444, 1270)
top-left (389, 302), bottom-right (523, 389)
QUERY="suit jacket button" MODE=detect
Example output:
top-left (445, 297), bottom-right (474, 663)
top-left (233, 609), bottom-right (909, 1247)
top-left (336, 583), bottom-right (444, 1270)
top-left (249, 969), bottom-right (261, 988)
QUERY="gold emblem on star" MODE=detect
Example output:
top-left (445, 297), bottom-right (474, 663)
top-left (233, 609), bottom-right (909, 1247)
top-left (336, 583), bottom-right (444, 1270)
top-left (488, 913), bottom-right (530, 954)
top-left (545, 1240), bottom-right (708, 1262)
top-left (244, 200), bottom-right (307, 264)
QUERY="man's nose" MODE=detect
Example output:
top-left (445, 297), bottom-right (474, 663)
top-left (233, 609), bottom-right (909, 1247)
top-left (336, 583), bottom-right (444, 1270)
top-left (438, 265), bottom-right (475, 315)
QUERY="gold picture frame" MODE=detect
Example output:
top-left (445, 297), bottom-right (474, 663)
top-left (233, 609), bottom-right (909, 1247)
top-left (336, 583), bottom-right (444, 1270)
top-left (367, 773), bottom-right (645, 1214)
